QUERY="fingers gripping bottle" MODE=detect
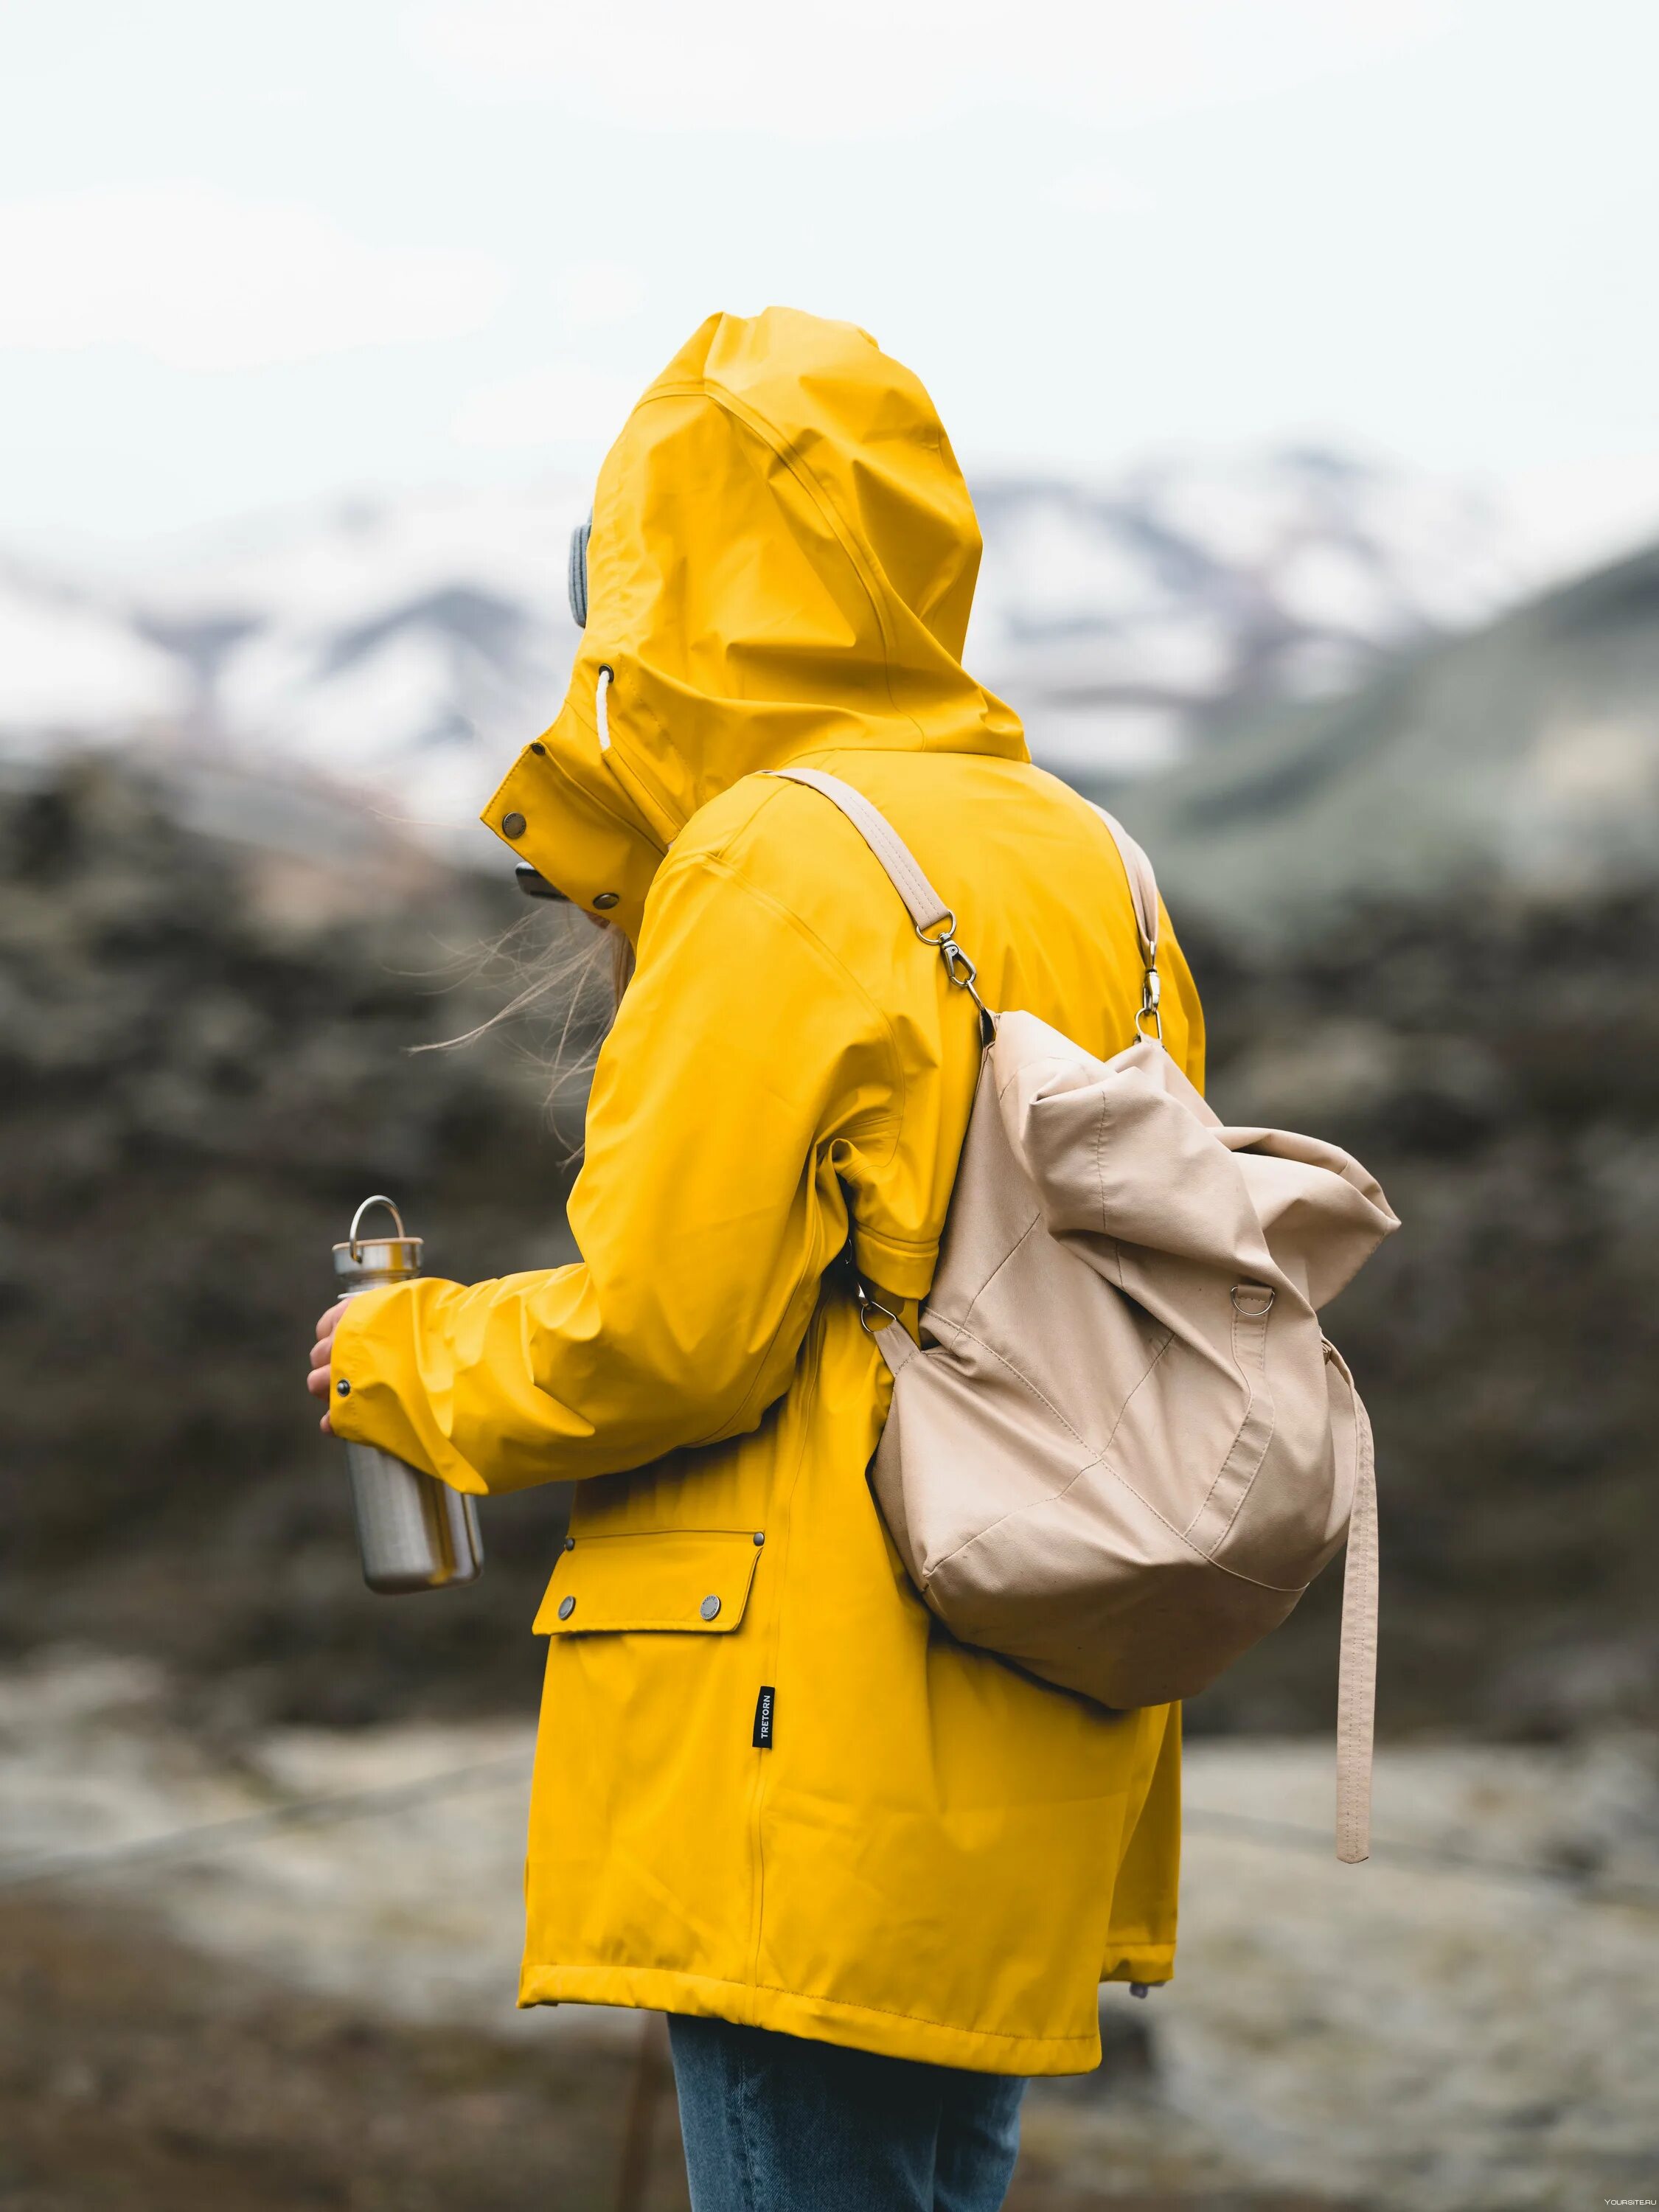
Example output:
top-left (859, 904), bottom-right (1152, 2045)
top-left (331, 1197), bottom-right (483, 1594)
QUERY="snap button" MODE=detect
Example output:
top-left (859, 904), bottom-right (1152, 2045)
top-left (699, 1594), bottom-right (721, 1621)
top-left (501, 811), bottom-right (527, 838)
top-left (753, 1531), bottom-right (765, 1546)
top-left (592, 891), bottom-right (619, 911)
top-left (557, 1594), bottom-right (576, 1621)
top-left (563, 1536), bottom-right (575, 1551)
top-left (335, 1378), bottom-right (351, 1397)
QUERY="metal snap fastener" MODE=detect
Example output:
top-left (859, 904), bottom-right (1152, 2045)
top-left (335, 1378), bottom-right (351, 1396)
top-left (563, 1536), bottom-right (575, 1551)
top-left (699, 1594), bottom-right (721, 1621)
top-left (753, 1531), bottom-right (765, 1546)
top-left (501, 811), bottom-right (527, 838)
top-left (557, 1594), bottom-right (575, 1621)
top-left (592, 891), bottom-right (619, 911)
top-left (529, 741), bottom-right (546, 756)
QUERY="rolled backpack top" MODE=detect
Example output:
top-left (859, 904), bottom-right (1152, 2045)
top-left (773, 768), bottom-right (1400, 1862)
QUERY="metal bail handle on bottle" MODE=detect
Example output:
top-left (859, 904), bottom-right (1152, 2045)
top-left (331, 1196), bottom-right (483, 1596)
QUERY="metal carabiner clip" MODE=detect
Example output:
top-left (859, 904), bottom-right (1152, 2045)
top-left (1133, 963), bottom-right (1164, 1043)
top-left (916, 914), bottom-right (997, 1044)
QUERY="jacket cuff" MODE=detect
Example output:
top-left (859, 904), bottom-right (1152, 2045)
top-left (327, 1281), bottom-right (485, 1495)
top-left (850, 1225), bottom-right (938, 1304)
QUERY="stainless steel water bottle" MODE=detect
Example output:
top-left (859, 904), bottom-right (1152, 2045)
top-left (332, 1195), bottom-right (484, 1595)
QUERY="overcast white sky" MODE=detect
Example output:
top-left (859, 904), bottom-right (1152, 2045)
top-left (3, 0), bottom-right (1657, 573)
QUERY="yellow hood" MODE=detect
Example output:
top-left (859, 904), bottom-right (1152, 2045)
top-left (481, 306), bottom-right (1026, 935)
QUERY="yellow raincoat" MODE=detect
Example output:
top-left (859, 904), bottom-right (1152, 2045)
top-left (330, 307), bottom-right (1205, 2075)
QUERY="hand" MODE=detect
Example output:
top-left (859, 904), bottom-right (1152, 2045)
top-left (307, 1299), bottom-right (351, 1434)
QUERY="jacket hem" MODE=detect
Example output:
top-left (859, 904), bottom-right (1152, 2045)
top-left (516, 1961), bottom-right (1107, 2076)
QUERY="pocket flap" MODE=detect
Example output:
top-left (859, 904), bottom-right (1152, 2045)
top-left (533, 1528), bottom-right (764, 1636)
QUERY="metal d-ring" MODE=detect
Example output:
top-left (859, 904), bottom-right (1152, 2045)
top-left (855, 1281), bottom-right (900, 1335)
top-left (1231, 1284), bottom-right (1276, 1318)
top-left (349, 1194), bottom-right (408, 1260)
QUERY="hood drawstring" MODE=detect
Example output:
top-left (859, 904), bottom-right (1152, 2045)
top-left (596, 665), bottom-right (613, 753)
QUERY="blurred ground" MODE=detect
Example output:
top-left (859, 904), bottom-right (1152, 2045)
top-left (4, 1651), bottom-right (1655, 2211)
top-left (0, 1896), bottom-right (686, 2212)
top-left (0, 1893), bottom-right (1356, 2212)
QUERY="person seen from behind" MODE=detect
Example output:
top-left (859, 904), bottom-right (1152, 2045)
top-left (307, 306), bottom-right (1205, 2212)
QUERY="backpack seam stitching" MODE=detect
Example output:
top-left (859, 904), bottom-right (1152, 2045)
top-left (929, 1424), bottom-right (1304, 1598)
top-left (931, 1314), bottom-right (1172, 1484)
top-left (919, 1323), bottom-right (1302, 1594)
top-left (954, 1208), bottom-right (1045, 1336)
top-left (1203, 1304), bottom-right (1279, 1551)
top-left (1183, 1300), bottom-right (1278, 1547)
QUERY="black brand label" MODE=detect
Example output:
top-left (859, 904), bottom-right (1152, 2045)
top-left (752, 1686), bottom-right (775, 1750)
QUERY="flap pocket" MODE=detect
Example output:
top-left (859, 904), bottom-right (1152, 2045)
top-left (533, 1528), bottom-right (764, 1637)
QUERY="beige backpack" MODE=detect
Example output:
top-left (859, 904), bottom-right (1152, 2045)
top-left (776, 769), bottom-right (1400, 1861)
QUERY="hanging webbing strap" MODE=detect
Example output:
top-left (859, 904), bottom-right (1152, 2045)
top-left (1332, 1349), bottom-right (1380, 1864)
top-left (769, 764), bottom-right (1377, 1863)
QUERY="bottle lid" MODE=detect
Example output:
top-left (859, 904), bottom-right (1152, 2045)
top-left (333, 1194), bottom-right (422, 1281)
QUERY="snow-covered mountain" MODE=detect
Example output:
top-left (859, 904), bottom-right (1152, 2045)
top-left (0, 451), bottom-right (1522, 859)
top-left (1, 487), bottom-right (586, 858)
top-left (970, 451), bottom-right (1519, 773)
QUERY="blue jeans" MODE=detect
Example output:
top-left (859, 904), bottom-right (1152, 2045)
top-left (668, 2015), bottom-right (1026, 2212)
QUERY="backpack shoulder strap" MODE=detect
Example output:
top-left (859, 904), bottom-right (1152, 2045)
top-left (769, 768), bottom-right (992, 1040)
top-left (1088, 804), bottom-right (1164, 1041)
top-left (769, 767), bottom-right (1164, 1042)
top-left (769, 767), bottom-right (953, 935)
top-left (1089, 804), bottom-right (1160, 969)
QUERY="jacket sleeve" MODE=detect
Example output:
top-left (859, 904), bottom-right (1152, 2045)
top-left (327, 850), bottom-right (900, 1494)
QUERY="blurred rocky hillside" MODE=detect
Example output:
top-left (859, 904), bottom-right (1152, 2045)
top-left (1111, 535), bottom-right (1659, 926)
top-left (0, 759), bottom-right (587, 1728)
top-left (2, 757), bottom-right (1654, 1737)
top-left (1186, 883), bottom-right (1659, 1737)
